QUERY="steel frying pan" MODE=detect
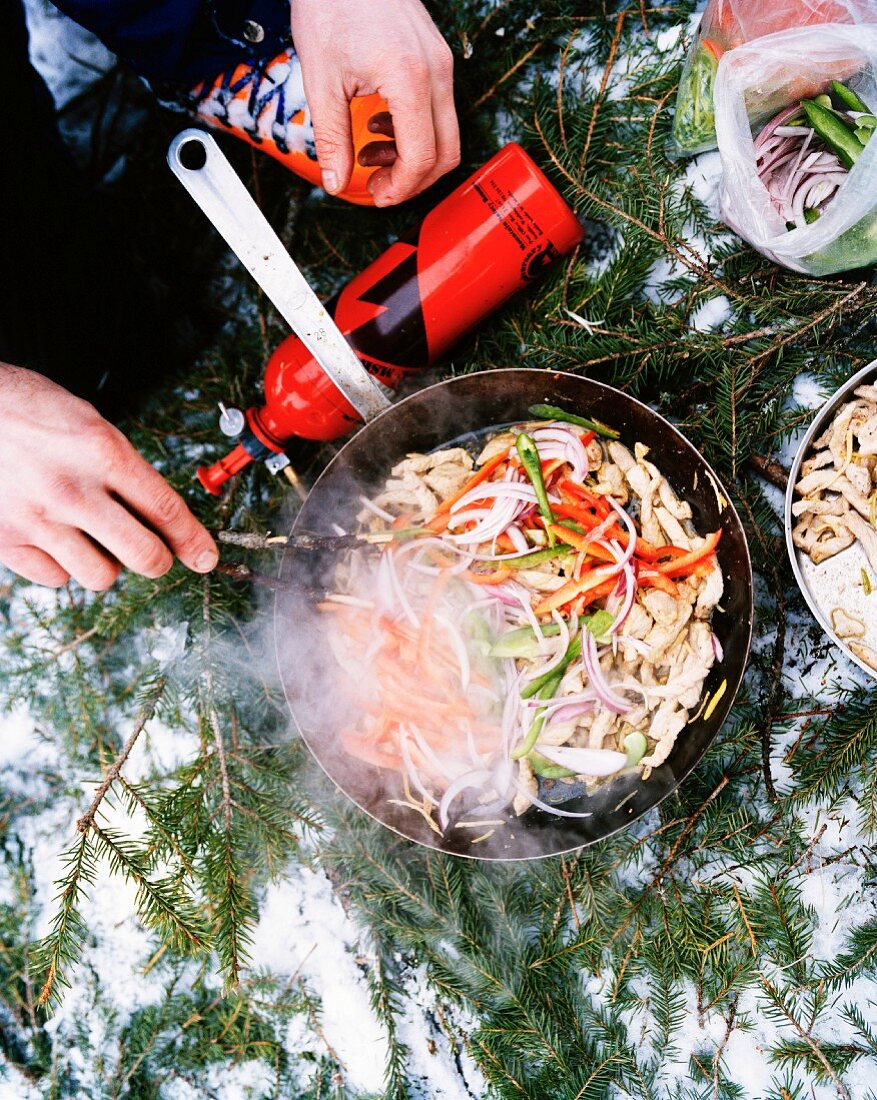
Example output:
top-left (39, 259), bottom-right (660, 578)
top-left (274, 369), bottom-right (754, 860)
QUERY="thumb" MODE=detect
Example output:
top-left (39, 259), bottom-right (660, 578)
top-left (308, 82), bottom-right (354, 196)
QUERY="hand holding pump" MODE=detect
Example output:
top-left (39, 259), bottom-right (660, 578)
top-left (167, 130), bottom-right (584, 495)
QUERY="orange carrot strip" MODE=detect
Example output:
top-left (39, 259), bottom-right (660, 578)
top-left (656, 531), bottom-right (722, 578)
top-left (550, 523), bottom-right (617, 564)
top-left (462, 567), bottom-right (513, 586)
top-left (564, 577), bottom-right (618, 615)
top-left (532, 565), bottom-right (620, 617)
top-left (427, 447), bottom-right (511, 529)
top-left (638, 572), bottom-right (680, 597)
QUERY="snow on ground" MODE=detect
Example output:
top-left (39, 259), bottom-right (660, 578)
top-left (250, 870), bottom-right (389, 1094)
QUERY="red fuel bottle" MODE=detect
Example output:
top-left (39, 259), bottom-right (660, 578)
top-left (198, 143), bottom-right (584, 494)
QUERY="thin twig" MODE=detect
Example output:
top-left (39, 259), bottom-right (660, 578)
top-left (470, 40), bottom-right (545, 112)
top-left (77, 678), bottom-right (166, 833)
top-left (748, 453), bottom-right (790, 493)
top-left (579, 10), bottom-right (627, 175)
top-left (759, 974), bottom-right (851, 1100)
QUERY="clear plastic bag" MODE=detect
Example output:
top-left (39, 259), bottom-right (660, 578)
top-left (672, 0), bottom-right (876, 155)
top-left (714, 24), bottom-right (877, 275)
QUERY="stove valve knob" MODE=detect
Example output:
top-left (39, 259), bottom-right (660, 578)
top-left (218, 403), bottom-right (246, 438)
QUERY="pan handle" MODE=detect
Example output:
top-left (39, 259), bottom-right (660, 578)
top-left (167, 128), bottom-right (391, 423)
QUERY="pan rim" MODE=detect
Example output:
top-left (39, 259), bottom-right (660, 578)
top-left (275, 368), bottom-right (755, 860)
top-left (784, 357), bottom-right (877, 681)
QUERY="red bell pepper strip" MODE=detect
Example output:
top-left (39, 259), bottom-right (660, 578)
top-left (656, 531), bottom-right (722, 578)
top-left (563, 577), bottom-right (618, 616)
top-left (552, 500), bottom-right (664, 563)
top-left (638, 571), bottom-right (680, 597)
top-left (558, 479), bottom-right (612, 518)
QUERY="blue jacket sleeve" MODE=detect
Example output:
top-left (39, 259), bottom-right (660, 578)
top-left (51, 1), bottom-right (292, 86)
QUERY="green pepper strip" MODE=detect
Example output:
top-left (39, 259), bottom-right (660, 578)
top-left (517, 609), bottom-right (615, 699)
top-left (520, 634), bottom-right (581, 700)
top-left (511, 671), bottom-right (563, 759)
top-left (527, 403), bottom-right (620, 440)
top-left (529, 752), bottom-right (577, 779)
top-left (516, 432), bottom-right (556, 547)
top-left (802, 100), bottom-right (862, 169)
top-left (490, 621), bottom-right (564, 659)
top-left (831, 79), bottom-right (871, 115)
top-left (506, 545), bottom-right (573, 571)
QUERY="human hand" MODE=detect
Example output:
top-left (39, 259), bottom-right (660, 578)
top-left (0, 364), bottom-right (218, 589)
top-left (291, 0), bottom-right (460, 206)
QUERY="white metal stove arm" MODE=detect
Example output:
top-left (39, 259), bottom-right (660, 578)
top-left (167, 128), bottom-right (391, 423)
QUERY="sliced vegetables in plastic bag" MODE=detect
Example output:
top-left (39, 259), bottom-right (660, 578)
top-left (714, 25), bottom-right (877, 274)
top-left (672, 0), bottom-right (876, 155)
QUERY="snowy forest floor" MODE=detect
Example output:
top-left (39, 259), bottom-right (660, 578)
top-left (2, 2), bottom-right (877, 1099)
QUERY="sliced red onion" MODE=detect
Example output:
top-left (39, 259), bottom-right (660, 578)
top-left (522, 690), bottom-right (598, 715)
top-left (605, 497), bottom-right (637, 569)
top-left (399, 728), bottom-right (438, 806)
top-left (525, 610), bottom-right (570, 679)
top-left (507, 582), bottom-right (548, 644)
top-left (712, 633), bottom-right (724, 662)
top-left (507, 525), bottom-right (529, 553)
top-left (780, 128), bottom-right (814, 205)
top-left (754, 103), bottom-right (803, 150)
top-left (756, 103), bottom-right (849, 229)
top-left (409, 724), bottom-right (460, 783)
top-left (446, 497), bottom-right (523, 546)
top-left (567, 512), bottom-right (617, 556)
top-left (608, 560), bottom-right (636, 634)
top-left (450, 481), bottom-right (540, 513)
top-left (533, 427), bottom-right (589, 482)
top-left (476, 584), bottom-right (525, 607)
top-left (359, 495), bottom-right (396, 523)
top-left (542, 700), bottom-right (595, 727)
top-left (534, 744), bottom-right (627, 776)
top-left (434, 612), bottom-right (471, 691)
top-left (438, 768), bottom-right (492, 831)
top-left (581, 630), bottom-right (632, 715)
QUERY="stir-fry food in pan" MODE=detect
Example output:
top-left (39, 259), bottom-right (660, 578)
top-left (320, 407), bottom-right (725, 836)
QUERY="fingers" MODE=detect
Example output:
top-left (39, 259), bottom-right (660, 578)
top-left (428, 56), bottom-right (461, 181)
top-left (369, 45), bottom-right (459, 206)
top-left (0, 545), bottom-right (69, 588)
top-left (38, 526), bottom-right (121, 592)
top-left (308, 81), bottom-right (355, 196)
top-left (81, 497), bottom-right (175, 579)
top-left (107, 463), bottom-right (217, 575)
top-left (368, 64), bottom-right (437, 206)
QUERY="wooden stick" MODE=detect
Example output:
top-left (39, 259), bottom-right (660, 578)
top-left (748, 452), bottom-right (790, 492)
top-left (215, 529), bottom-right (398, 552)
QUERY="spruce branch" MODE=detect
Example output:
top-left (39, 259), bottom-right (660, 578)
top-left (77, 675), bottom-right (167, 834)
top-left (34, 832), bottom-right (96, 1009)
top-left (760, 974), bottom-right (851, 1099)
